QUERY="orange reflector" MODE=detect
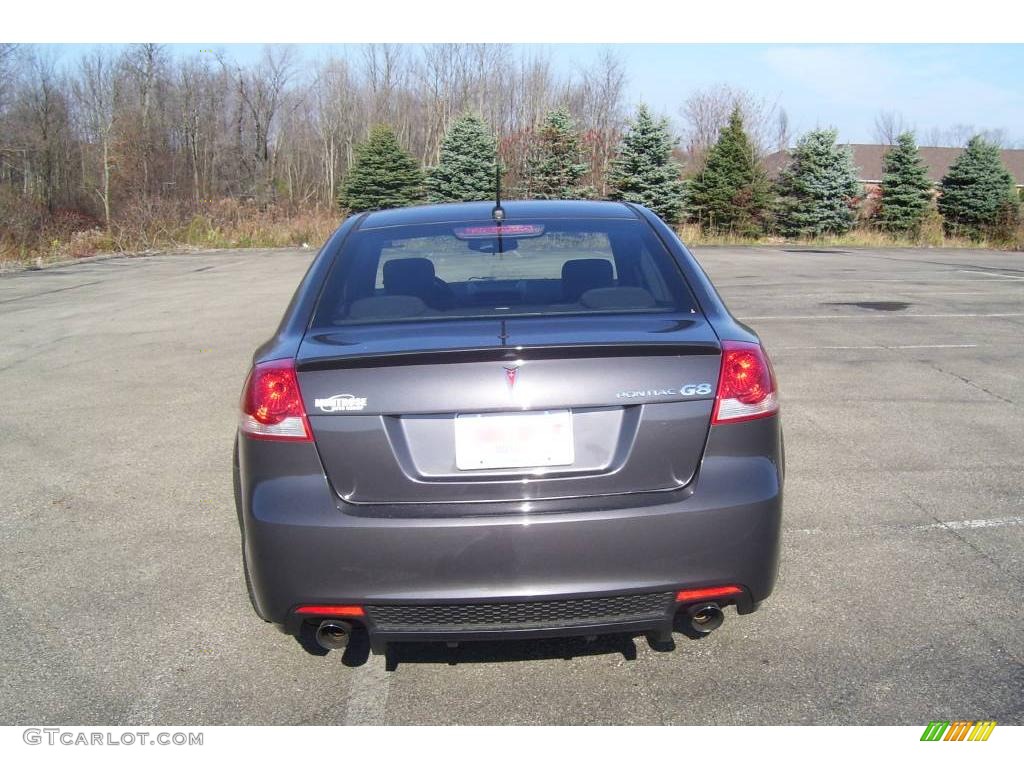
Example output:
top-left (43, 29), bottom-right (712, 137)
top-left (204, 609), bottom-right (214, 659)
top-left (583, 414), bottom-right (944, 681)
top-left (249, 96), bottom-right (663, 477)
top-left (675, 585), bottom-right (743, 603)
top-left (295, 604), bottom-right (365, 617)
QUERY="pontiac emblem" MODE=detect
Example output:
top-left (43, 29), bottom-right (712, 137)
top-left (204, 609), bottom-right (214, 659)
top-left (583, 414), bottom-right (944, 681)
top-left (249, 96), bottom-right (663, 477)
top-left (504, 366), bottom-right (519, 391)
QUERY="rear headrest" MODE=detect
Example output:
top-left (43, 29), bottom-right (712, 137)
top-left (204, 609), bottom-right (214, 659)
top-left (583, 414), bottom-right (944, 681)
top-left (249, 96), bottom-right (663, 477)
top-left (383, 257), bottom-right (436, 298)
top-left (562, 258), bottom-right (614, 302)
top-left (347, 295), bottom-right (427, 321)
top-left (580, 286), bottom-right (656, 310)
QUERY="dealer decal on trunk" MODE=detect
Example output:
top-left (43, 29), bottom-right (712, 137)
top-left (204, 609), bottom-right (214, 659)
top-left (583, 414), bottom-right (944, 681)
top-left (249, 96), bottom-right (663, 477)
top-left (314, 394), bottom-right (368, 412)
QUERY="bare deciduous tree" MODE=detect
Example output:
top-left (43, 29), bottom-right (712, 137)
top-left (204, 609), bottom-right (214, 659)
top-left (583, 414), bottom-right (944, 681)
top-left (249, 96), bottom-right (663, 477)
top-left (226, 45), bottom-right (297, 204)
top-left (873, 110), bottom-right (909, 146)
top-left (679, 83), bottom-right (784, 169)
top-left (19, 51), bottom-right (70, 213)
top-left (121, 43), bottom-right (170, 197)
top-left (573, 48), bottom-right (627, 195)
top-left (309, 56), bottom-right (358, 205)
top-left (772, 107), bottom-right (791, 154)
top-left (0, 43), bottom-right (20, 111)
top-left (922, 123), bottom-right (1010, 148)
top-left (1, 43), bottom-right (1017, 259)
top-left (75, 48), bottom-right (121, 227)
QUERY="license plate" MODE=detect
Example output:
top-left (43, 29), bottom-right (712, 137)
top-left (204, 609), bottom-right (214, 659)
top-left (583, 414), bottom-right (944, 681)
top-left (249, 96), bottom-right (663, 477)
top-left (454, 410), bottom-right (574, 470)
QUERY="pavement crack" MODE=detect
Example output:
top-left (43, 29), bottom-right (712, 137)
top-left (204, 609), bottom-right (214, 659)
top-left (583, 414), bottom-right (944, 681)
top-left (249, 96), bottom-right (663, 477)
top-left (848, 251), bottom-right (1024, 276)
top-left (928, 363), bottom-right (1014, 405)
top-left (0, 280), bottom-right (102, 305)
top-left (926, 513), bottom-right (1024, 589)
top-left (898, 494), bottom-right (1024, 589)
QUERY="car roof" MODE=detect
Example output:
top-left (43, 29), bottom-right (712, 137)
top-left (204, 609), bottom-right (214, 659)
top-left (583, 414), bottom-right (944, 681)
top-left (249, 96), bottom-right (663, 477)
top-left (356, 199), bottom-right (638, 229)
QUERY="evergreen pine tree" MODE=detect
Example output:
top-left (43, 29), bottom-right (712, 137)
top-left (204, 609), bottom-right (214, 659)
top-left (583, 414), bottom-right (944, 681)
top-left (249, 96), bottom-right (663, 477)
top-left (774, 129), bottom-right (862, 237)
top-left (878, 131), bottom-right (933, 234)
top-left (938, 136), bottom-right (1019, 240)
top-left (687, 107), bottom-right (770, 235)
top-left (426, 114), bottom-right (498, 203)
top-left (339, 125), bottom-right (425, 212)
top-left (606, 104), bottom-right (686, 226)
top-left (523, 108), bottom-right (591, 200)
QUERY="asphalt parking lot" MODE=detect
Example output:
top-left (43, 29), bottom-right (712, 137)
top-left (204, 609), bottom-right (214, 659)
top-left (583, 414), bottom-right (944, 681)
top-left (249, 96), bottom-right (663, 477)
top-left (1, 245), bottom-right (1022, 725)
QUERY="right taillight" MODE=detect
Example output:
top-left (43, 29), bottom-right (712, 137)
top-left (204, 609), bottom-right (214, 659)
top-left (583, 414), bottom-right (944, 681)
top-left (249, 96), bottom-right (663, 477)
top-left (711, 340), bottom-right (779, 424)
top-left (239, 359), bottom-right (312, 441)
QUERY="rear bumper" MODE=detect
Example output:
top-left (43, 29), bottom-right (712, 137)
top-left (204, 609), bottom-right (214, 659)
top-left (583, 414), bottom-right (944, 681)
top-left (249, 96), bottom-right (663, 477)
top-left (327, 588), bottom-right (759, 652)
top-left (237, 417), bottom-right (783, 644)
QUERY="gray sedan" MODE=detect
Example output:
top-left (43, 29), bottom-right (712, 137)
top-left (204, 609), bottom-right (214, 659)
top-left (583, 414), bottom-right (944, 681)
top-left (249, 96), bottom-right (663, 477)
top-left (234, 199), bottom-right (783, 656)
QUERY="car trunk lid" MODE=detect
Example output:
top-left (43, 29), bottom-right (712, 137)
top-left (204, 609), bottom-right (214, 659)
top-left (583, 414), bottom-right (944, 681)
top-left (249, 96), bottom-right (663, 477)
top-left (296, 314), bottom-right (721, 506)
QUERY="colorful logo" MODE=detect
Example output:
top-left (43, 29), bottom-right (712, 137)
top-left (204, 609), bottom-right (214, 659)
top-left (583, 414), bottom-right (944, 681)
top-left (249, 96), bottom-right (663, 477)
top-left (920, 721), bottom-right (996, 741)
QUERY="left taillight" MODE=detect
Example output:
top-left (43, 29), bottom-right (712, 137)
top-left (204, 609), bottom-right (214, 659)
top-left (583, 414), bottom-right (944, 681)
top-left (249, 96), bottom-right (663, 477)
top-left (239, 359), bottom-right (312, 441)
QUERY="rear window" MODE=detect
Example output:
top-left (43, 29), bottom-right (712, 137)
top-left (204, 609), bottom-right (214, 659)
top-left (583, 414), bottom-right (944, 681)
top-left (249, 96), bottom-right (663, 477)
top-left (313, 218), bottom-right (696, 326)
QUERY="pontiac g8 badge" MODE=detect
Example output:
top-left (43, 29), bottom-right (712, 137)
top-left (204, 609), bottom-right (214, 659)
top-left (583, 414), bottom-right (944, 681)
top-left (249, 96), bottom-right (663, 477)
top-left (616, 383), bottom-right (712, 399)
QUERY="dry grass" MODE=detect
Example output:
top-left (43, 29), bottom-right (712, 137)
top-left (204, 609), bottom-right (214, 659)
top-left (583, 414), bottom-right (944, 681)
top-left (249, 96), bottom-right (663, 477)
top-left (3, 199), bottom-right (1021, 270)
top-left (0, 198), bottom-right (342, 268)
top-left (676, 219), bottom-right (1024, 251)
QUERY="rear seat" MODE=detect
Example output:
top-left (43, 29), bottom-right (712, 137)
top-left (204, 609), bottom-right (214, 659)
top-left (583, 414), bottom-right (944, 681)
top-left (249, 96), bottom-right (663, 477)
top-left (561, 259), bottom-right (614, 302)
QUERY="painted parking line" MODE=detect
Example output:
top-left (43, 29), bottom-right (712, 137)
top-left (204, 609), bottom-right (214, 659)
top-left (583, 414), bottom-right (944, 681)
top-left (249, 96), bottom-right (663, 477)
top-left (786, 516), bottom-right (1024, 537)
top-left (775, 343), bottom-right (979, 351)
top-left (916, 516), bottom-right (1024, 531)
top-left (958, 269), bottom-right (1024, 280)
top-left (741, 312), bottom-right (1024, 321)
top-left (720, 278), bottom-right (1003, 289)
top-left (726, 291), bottom-right (1024, 301)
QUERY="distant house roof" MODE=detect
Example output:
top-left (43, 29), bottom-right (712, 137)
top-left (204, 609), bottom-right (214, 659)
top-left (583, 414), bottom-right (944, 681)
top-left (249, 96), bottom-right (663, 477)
top-left (763, 144), bottom-right (1024, 186)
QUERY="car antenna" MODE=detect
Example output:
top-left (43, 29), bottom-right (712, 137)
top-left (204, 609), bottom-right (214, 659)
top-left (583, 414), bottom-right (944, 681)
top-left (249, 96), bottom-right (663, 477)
top-left (491, 163), bottom-right (504, 224)
top-left (491, 162), bottom-right (505, 257)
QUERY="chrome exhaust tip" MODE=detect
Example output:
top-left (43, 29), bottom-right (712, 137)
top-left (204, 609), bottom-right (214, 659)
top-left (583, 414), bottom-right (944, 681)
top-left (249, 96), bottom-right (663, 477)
top-left (315, 619), bottom-right (352, 651)
top-left (686, 602), bottom-right (725, 635)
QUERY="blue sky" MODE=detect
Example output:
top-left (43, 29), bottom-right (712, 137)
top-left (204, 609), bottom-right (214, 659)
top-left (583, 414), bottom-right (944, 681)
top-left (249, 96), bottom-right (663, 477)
top-left (46, 43), bottom-right (1024, 145)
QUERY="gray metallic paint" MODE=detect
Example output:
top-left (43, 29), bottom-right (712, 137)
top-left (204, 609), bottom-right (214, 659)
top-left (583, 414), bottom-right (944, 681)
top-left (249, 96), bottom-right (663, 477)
top-left (238, 415), bottom-right (781, 621)
top-left (310, 400), bottom-right (714, 504)
top-left (236, 200), bottom-right (783, 645)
